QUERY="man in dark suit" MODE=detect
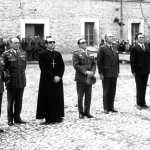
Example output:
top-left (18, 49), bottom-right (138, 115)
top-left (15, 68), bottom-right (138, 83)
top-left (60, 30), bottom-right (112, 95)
top-left (130, 33), bottom-right (150, 109)
top-left (0, 56), bottom-right (4, 133)
top-left (97, 34), bottom-right (119, 114)
top-left (73, 39), bottom-right (96, 119)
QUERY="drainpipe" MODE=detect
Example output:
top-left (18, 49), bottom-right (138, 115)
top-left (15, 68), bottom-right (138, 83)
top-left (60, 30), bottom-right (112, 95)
top-left (120, 0), bottom-right (123, 40)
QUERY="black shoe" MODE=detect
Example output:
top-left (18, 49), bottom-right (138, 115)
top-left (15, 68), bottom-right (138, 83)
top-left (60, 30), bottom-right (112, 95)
top-left (110, 109), bottom-right (118, 113)
top-left (137, 105), bottom-right (149, 110)
top-left (8, 122), bottom-right (14, 126)
top-left (40, 121), bottom-right (50, 125)
top-left (56, 118), bottom-right (63, 123)
top-left (142, 105), bottom-right (150, 109)
top-left (0, 129), bottom-right (4, 133)
top-left (136, 105), bottom-right (143, 110)
top-left (79, 113), bottom-right (84, 119)
top-left (84, 114), bottom-right (94, 118)
top-left (14, 119), bottom-right (26, 124)
top-left (49, 118), bottom-right (64, 124)
top-left (104, 110), bottom-right (109, 114)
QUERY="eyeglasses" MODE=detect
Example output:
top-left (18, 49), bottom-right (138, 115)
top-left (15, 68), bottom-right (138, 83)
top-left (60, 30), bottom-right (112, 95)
top-left (80, 42), bottom-right (86, 44)
top-left (14, 42), bottom-right (20, 44)
top-left (139, 37), bottom-right (144, 38)
top-left (47, 41), bottom-right (55, 44)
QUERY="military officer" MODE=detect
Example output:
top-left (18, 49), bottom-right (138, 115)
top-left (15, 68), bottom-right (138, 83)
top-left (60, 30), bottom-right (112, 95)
top-left (97, 34), bottom-right (119, 114)
top-left (73, 38), bottom-right (96, 119)
top-left (2, 38), bottom-right (27, 126)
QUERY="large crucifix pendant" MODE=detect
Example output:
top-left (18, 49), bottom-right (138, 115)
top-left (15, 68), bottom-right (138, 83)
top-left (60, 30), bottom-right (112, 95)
top-left (51, 59), bottom-right (56, 68)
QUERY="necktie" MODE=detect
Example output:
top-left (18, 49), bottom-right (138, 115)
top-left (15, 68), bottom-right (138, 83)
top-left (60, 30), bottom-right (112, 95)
top-left (142, 44), bottom-right (145, 51)
top-left (110, 46), bottom-right (113, 51)
top-left (85, 49), bottom-right (88, 55)
top-left (142, 44), bottom-right (145, 49)
top-left (83, 49), bottom-right (87, 55)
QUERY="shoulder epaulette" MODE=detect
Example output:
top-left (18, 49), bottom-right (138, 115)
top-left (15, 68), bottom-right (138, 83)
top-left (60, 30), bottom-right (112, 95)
top-left (5, 48), bottom-right (14, 53)
top-left (72, 49), bottom-right (81, 55)
top-left (100, 44), bottom-right (107, 48)
top-left (2, 49), bottom-right (10, 55)
top-left (2, 49), bottom-right (15, 57)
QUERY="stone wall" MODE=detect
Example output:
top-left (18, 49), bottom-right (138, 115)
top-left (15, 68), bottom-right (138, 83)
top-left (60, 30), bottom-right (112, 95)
top-left (0, 0), bottom-right (150, 53)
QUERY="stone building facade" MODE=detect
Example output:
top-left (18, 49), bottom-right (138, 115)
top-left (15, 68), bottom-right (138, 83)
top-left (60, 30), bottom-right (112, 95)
top-left (0, 0), bottom-right (150, 53)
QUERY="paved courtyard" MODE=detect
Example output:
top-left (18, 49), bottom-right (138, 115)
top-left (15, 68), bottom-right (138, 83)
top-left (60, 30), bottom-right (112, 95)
top-left (1, 61), bottom-right (150, 150)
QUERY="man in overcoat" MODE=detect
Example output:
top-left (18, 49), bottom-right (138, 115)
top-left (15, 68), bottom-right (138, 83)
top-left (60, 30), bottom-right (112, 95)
top-left (0, 56), bottom-right (4, 132)
top-left (97, 34), bottom-right (119, 114)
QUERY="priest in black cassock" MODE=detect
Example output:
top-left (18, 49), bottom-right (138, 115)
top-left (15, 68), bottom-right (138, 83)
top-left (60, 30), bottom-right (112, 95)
top-left (36, 37), bottom-right (65, 125)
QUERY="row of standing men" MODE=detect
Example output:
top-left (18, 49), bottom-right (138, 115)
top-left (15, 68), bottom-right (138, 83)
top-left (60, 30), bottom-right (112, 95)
top-left (74, 33), bottom-right (150, 120)
top-left (0, 33), bottom-right (150, 132)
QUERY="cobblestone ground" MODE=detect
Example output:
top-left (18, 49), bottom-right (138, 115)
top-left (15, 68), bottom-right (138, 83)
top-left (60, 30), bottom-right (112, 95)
top-left (1, 63), bottom-right (150, 150)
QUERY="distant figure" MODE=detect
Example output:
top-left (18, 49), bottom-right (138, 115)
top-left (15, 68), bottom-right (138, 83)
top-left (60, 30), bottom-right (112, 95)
top-left (125, 40), bottom-right (131, 52)
top-left (99, 39), bottom-right (105, 47)
top-left (130, 33), bottom-right (150, 110)
top-left (16, 35), bottom-right (21, 42)
top-left (118, 40), bottom-right (126, 53)
top-left (36, 37), bottom-right (65, 125)
top-left (0, 38), bottom-right (5, 55)
top-left (73, 38), bottom-right (96, 119)
top-left (2, 38), bottom-right (27, 126)
top-left (97, 33), bottom-right (119, 114)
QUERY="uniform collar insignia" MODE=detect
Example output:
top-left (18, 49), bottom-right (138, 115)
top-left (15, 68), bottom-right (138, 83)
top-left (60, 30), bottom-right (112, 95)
top-left (9, 48), bottom-right (18, 56)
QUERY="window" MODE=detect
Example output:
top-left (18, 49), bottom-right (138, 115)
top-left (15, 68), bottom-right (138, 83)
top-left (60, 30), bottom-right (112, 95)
top-left (85, 22), bottom-right (95, 46)
top-left (131, 23), bottom-right (140, 43)
top-left (25, 24), bottom-right (44, 39)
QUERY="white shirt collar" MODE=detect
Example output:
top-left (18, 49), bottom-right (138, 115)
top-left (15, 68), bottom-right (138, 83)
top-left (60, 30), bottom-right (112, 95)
top-left (138, 43), bottom-right (144, 46)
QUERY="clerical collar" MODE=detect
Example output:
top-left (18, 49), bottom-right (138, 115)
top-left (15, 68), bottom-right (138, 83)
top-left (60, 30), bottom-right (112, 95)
top-left (47, 48), bottom-right (54, 52)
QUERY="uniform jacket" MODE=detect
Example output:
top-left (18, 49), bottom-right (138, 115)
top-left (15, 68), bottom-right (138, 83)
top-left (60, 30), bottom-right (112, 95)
top-left (97, 44), bottom-right (119, 78)
top-left (2, 48), bottom-right (27, 88)
top-left (130, 43), bottom-right (150, 75)
top-left (73, 48), bottom-right (96, 84)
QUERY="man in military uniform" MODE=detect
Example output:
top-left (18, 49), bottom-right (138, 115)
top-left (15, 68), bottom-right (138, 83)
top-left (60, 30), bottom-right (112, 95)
top-left (2, 38), bottom-right (27, 126)
top-left (97, 34), bottom-right (119, 114)
top-left (73, 38), bottom-right (96, 119)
